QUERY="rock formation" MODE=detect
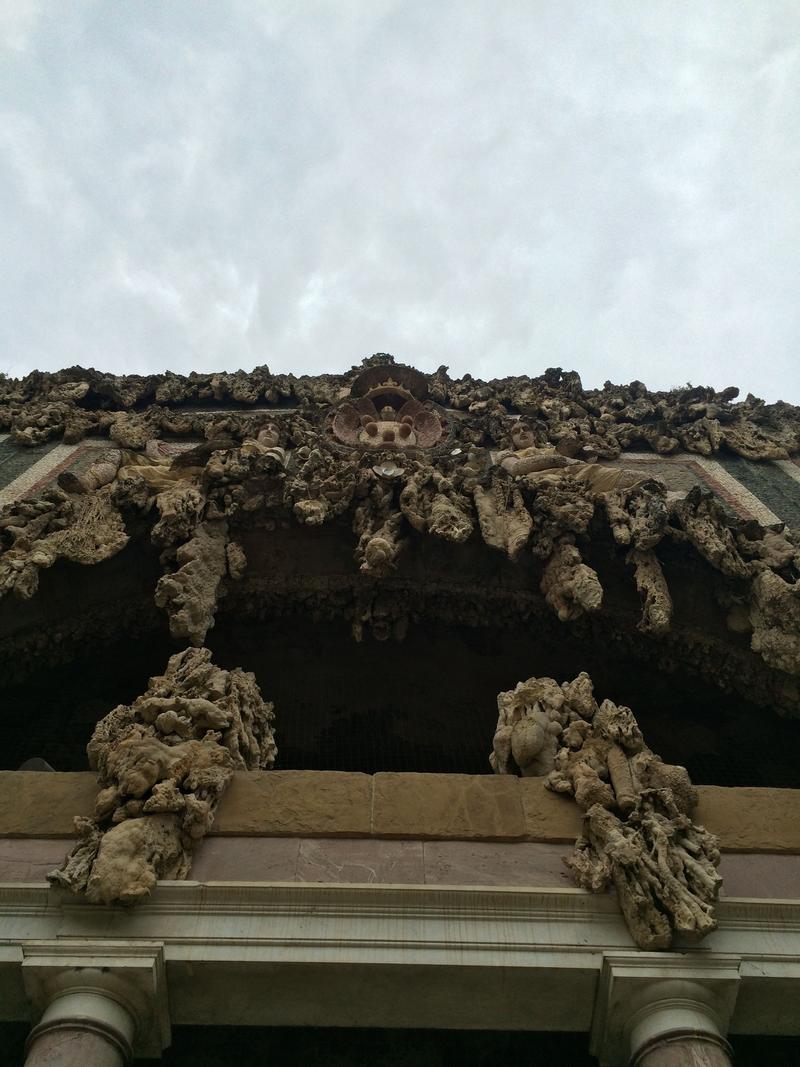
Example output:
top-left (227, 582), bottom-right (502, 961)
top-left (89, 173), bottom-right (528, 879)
top-left (3, 361), bottom-right (798, 460)
top-left (49, 647), bottom-right (276, 904)
top-left (0, 355), bottom-right (797, 907)
top-left (490, 671), bottom-right (721, 950)
top-left (1, 356), bottom-right (798, 707)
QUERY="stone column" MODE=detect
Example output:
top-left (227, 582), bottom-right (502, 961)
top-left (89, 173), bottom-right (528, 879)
top-left (22, 942), bottom-right (171, 1064)
top-left (626, 981), bottom-right (733, 1067)
top-left (24, 986), bottom-right (135, 1067)
top-left (590, 954), bottom-right (740, 1067)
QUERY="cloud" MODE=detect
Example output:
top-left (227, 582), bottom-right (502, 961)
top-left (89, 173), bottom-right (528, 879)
top-left (0, 0), bottom-right (798, 401)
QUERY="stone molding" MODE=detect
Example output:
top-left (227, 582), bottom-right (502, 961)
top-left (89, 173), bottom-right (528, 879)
top-left (1, 884), bottom-right (800, 1039)
top-left (3, 771), bottom-right (800, 853)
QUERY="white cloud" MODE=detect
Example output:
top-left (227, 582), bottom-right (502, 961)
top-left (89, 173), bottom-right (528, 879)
top-left (0, 0), bottom-right (798, 401)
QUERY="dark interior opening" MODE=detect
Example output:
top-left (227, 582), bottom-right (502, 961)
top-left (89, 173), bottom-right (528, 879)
top-left (2, 1022), bottom-right (799, 1067)
top-left (2, 613), bottom-right (799, 787)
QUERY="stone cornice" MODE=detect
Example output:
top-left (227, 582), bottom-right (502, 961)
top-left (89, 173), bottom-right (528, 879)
top-left (2, 882), bottom-right (800, 1036)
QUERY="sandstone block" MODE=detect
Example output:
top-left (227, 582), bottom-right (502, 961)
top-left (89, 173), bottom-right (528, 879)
top-left (519, 777), bottom-right (584, 841)
top-left (371, 772), bottom-right (526, 840)
top-left (213, 770), bottom-right (372, 837)
top-left (0, 772), bottom-right (95, 837)
top-left (696, 786), bottom-right (800, 853)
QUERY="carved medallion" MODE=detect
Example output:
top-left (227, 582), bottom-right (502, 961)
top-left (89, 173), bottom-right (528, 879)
top-left (325, 364), bottom-right (449, 452)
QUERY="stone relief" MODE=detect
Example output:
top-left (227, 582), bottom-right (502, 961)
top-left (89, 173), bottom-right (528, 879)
top-left (1, 358), bottom-right (798, 703)
top-left (490, 671), bottom-right (721, 950)
top-left (326, 364), bottom-right (447, 452)
top-left (49, 647), bottom-right (276, 905)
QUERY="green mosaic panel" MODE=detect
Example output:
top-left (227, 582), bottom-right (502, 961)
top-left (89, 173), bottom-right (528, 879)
top-left (0, 438), bottom-right (60, 492)
top-left (717, 455), bottom-right (800, 529)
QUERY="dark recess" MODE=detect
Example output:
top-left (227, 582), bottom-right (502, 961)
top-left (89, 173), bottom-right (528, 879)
top-left (2, 616), bottom-right (798, 787)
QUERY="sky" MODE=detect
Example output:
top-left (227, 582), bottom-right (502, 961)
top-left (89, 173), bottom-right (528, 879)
top-left (1, 2), bottom-right (798, 402)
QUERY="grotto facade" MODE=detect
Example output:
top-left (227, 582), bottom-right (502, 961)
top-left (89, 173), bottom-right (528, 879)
top-left (1, 355), bottom-right (800, 1066)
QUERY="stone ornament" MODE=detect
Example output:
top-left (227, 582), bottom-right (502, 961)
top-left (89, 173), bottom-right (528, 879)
top-left (326, 363), bottom-right (448, 452)
top-left (1, 356), bottom-right (798, 693)
top-left (491, 671), bottom-right (721, 950)
top-left (49, 647), bottom-right (276, 905)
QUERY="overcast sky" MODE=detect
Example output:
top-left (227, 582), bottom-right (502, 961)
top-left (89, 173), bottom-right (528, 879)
top-left (1, 2), bottom-right (798, 401)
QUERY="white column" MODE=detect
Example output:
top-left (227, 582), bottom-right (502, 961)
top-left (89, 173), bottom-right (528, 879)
top-left (21, 942), bottom-right (171, 1063)
top-left (626, 979), bottom-right (733, 1067)
top-left (591, 953), bottom-right (740, 1067)
top-left (24, 985), bottom-right (135, 1067)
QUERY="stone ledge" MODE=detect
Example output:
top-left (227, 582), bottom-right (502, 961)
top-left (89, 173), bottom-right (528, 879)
top-left (0, 771), bottom-right (799, 852)
top-left (214, 770), bottom-right (372, 837)
top-left (372, 772), bottom-right (527, 841)
top-left (0, 772), bottom-right (97, 838)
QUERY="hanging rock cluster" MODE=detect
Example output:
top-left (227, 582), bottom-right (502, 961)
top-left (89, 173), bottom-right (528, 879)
top-left (49, 647), bottom-right (276, 905)
top-left (491, 671), bottom-right (721, 950)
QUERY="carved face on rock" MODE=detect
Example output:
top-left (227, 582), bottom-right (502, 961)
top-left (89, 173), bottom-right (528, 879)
top-left (510, 422), bottom-right (537, 451)
top-left (256, 422), bottom-right (281, 448)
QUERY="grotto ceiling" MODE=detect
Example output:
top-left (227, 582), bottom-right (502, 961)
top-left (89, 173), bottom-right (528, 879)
top-left (0, 354), bottom-right (798, 713)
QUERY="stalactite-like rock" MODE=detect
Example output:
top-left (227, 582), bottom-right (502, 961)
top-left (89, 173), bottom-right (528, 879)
top-left (290, 447), bottom-right (357, 525)
top-left (490, 676), bottom-right (568, 776)
top-left (399, 465), bottom-right (474, 543)
top-left (352, 474), bottom-right (407, 578)
top-left (540, 537), bottom-right (603, 622)
top-left (674, 488), bottom-right (750, 579)
top-left (473, 478), bottom-right (532, 559)
top-left (150, 482), bottom-right (206, 547)
top-left (525, 479), bottom-right (595, 560)
top-left (1, 355), bottom-right (798, 712)
top-left (49, 647), bottom-right (276, 905)
top-left (628, 547), bottom-right (672, 635)
top-left (491, 671), bottom-right (720, 950)
top-left (604, 481), bottom-right (669, 550)
top-left (0, 486), bottom-right (128, 600)
top-left (749, 569), bottom-right (800, 675)
top-left (154, 520), bottom-right (230, 646)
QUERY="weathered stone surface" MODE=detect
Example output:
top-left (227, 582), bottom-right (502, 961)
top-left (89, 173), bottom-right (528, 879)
top-left (3, 359), bottom-right (796, 459)
top-left (372, 772), bottom-right (526, 840)
top-left (181, 835), bottom-right (301, 882)
top-left (519, 778), bottom-right (584, 841)
top-left (423, 839), bottom-right (573, 888)
top-left (3, 772), bottom-right (800, 853)
top-left (214, 771), bottom-right (372, 837)
top-left (493, 671), bottom-right (722, 949)
top-left (297, 838), bottom-right (424, 884)
top-left (48, 648), bottom-right (276, 904)
top-left (0, 772), bottom-right (95, 836)
top-left (2, 355), bottom-right (799, 708)
top-left (695, 786), bottom-right (800, 853)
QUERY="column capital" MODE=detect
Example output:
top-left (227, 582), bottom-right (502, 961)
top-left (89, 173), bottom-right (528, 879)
top-left (590, 952), bottom-right (741, 1066)
top-left (22, 940), bottom-right (171, 1059)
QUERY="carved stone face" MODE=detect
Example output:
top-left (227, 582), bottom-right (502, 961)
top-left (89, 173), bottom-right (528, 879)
top-left (511, 422), bottom-right (536, 451)
top-left (256, 423), bottom-right (281, 448)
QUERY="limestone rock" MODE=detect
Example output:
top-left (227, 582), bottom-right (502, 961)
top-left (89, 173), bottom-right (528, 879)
top-left (491, 670), bottom-right (720, 950)
top-left (49, 647), bottom-right (276, 904)
top-left (540, 537), bottom-right (603, 622)
top-left (154, 520), bottom-right (230, 646)
top-left (628, 547), bottom-right (672, 635)
top-left (749, 569), bottom-right (800, 675)
top-left (473, 479), bottom-right (532, 559)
